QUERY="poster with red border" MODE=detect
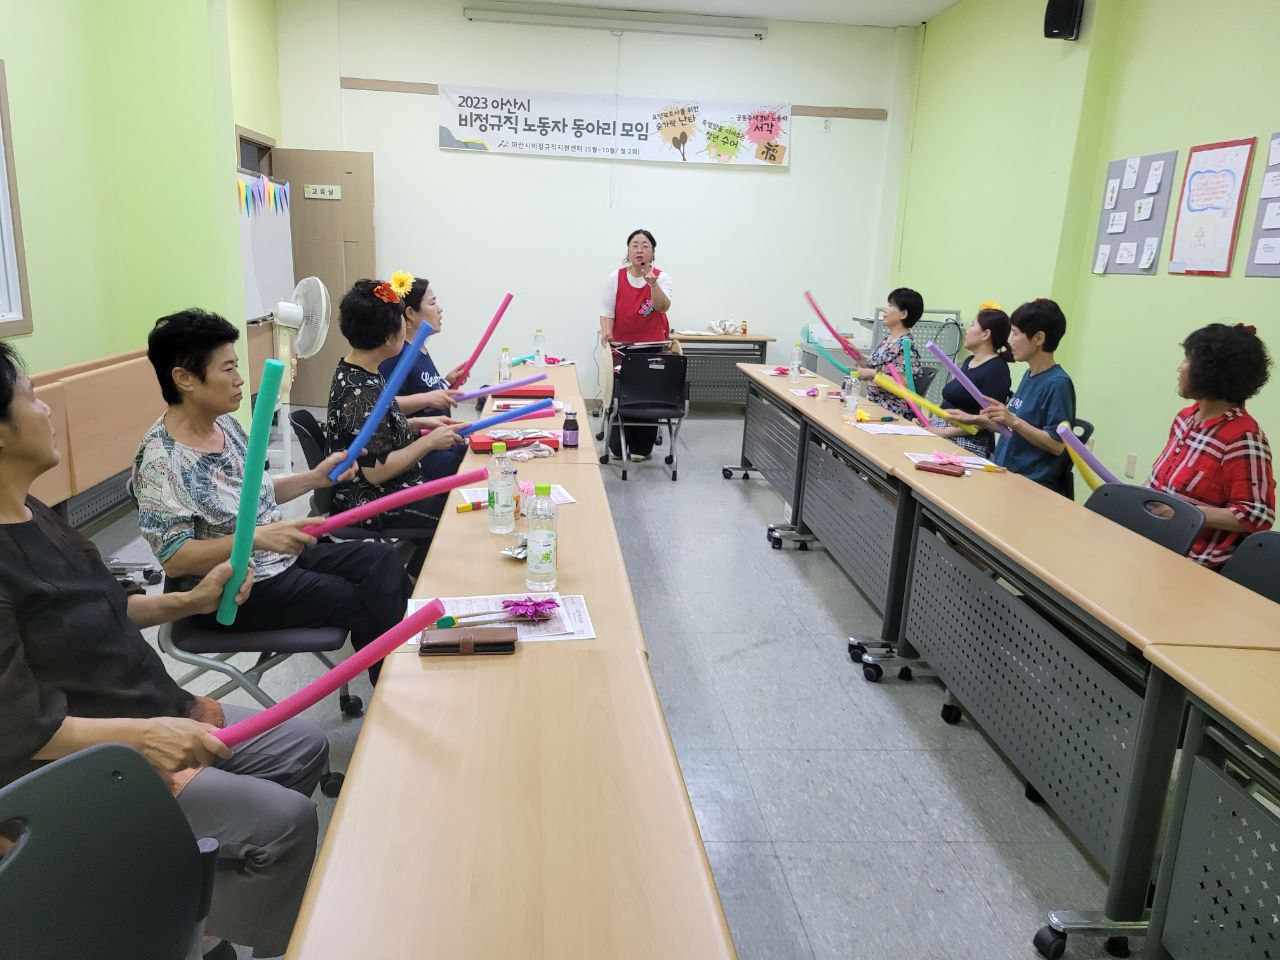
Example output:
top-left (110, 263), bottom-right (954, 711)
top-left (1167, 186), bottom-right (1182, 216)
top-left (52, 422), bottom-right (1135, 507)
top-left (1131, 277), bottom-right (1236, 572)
top-left (1168, 137), bottom-right (1256, 276)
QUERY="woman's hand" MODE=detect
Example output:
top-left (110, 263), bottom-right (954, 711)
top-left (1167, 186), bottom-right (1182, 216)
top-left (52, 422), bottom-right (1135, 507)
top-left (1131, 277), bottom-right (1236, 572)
top-left (856, 367), bottom-right (877, 381)
top-left (422, 426), bottom-right (462, 452)
top-left (133, 717), bottom-right (232, 772)
top-left (446, 364), bottom-right (469, 389)
top-left (980, 397), bottom-right (1019, 429)
top-left (186, 561), bottom-right (254, 615)
top-left (410, 415), bottom-right (462, 431)
top-left (944, 409), bottom-right (979, 425)
top-left (312, 450), bottom-right (360, 487)
top-left (419, 388), bottom-right (462, 411)
top-left (643, 268), bottom-right (659, 287)
top-left (252, 518), bottom-right (319, 555)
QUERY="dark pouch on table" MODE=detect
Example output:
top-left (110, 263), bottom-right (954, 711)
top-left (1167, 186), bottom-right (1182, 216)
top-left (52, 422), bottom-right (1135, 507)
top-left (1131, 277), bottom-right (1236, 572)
top-left (418, 626), bottom-right (518, 656)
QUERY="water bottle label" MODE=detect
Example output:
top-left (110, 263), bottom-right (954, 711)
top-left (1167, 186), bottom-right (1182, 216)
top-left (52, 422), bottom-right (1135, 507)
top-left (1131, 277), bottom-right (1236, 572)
top-left (527, 531), bottom-right (556, 573)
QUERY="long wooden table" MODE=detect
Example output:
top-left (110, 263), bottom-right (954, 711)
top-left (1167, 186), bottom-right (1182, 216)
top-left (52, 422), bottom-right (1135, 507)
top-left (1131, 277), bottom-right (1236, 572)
top-left (287, 365), bottom-right (734, 958)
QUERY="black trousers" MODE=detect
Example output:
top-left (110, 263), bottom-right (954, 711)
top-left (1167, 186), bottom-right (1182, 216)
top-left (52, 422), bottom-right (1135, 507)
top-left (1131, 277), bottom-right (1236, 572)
top-left (608, 420), bottom-right (659, 457)
top-left (198, 540), bottom-right (412, 682)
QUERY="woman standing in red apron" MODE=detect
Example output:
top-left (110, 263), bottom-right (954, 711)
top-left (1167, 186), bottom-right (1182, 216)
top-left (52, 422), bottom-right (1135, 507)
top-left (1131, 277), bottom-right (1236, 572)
top-left (598, 229), bottom-right (674, 459)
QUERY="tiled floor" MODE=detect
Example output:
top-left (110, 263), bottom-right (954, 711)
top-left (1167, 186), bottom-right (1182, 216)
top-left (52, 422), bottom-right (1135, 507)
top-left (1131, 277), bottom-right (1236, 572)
top-left (92, 410), bottom-right (1114, 959)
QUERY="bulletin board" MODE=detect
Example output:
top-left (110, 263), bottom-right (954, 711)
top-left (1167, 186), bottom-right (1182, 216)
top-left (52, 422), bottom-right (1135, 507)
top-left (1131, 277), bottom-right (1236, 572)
top-left (1091, 150), bottom-right (1178, 276)
top-left (1168, 137), bottom-right (1256, 277)
top-left (1244, 132), bottom-right (1280, 278)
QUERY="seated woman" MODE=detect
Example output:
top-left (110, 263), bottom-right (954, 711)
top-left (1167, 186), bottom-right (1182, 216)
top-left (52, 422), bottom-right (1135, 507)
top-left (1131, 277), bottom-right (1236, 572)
top-left (379, 275), bottom-right (467, 481)
top-left (1148, 322), bottom-right (1274, 569)
top-left (133, 309), bottom-right (412, 681)
top-left (931, 302), bottom-right (1013, 459)
top-left (0, 342), bottom-right (324, 959)
top-left (328, 278), bottom-right (465, 572)
top-left (855, 287), bottom-right (926, 421)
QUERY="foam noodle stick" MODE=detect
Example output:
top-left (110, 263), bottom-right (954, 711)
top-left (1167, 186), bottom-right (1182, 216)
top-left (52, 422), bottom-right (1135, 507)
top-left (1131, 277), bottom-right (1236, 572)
top-left (902, 338), bottom-right (920, 395)
top-left (809, 336), bottom-right (852, 376)
top-left (452, 372), bottom-right (547, 404)
top-left (1064, 442), bottom-right (1104, 491)
top-left (510, 353), bottom-right (537, 366)
top-left (1055, 422), bottom-right (1120, 485)
top-left (457, 398), bottom-right (554, 437)
top-left (215, 599), bottom-right (445, 748)
top-left (883, 365), bottom-right (935, 430)
top-left (925, 341), bottom-right (1013, 438)
top-left (874, 371), bottom-right (979, 435)
top-left (301, 468), bottom-right (488, 537)
top-left (327, 319), bottom-right (433, 481)
top-left (460, 293), bottom-right (514, 378)
top-left (423, 406), bottom-right (554, 435)
top-left (803, 291), bottom-right (865, 364)
top-left (217, 359), bottom-right (285, 625)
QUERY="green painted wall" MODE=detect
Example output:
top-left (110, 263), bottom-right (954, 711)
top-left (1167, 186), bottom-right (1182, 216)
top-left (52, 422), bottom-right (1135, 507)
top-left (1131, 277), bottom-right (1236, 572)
top-left (0, 0), bottom-right (245, 378)
top-left (228, 0), bottom-right (281, 142)
top-left (897, 0), bottom-right (1280, 487)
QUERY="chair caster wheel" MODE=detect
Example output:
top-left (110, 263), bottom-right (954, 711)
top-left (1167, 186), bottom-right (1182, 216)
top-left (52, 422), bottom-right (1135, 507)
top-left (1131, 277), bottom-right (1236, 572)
top-left (770, 538), bottom-right (782, 550)
top-left (940, 703), bottom-right (963, 725)
top-left (897, 666), bottom-right (914, 681)
top-left (1104, 935), bottom-right (1130, 957)
top-left (599, 454), bottom-right (610, 464)
top-left (594, 431), bottom-right (604, 441)
top-left (862, 663), bottom-right (883, 683)
top-left (722, 467), bottom-right (733, 479)
top-left (1033, 926), bottom-right (1066, 959)
top-left (1025, 782), bottom-right (1045, 804)
top-left (848, 642), bottom-right (867, 663)
top-left (741, 471), bottom-right (750, 480)
top-left (339, 694), bottom-right (364, 718)
top-left (320, 772), bottom-right (345, 798)
top-left (797, 541), bottom-right (809, 551)
top-left (664, 455), bottom-right (674, 465)
top-left (144, 567), bottom-right (163, 585)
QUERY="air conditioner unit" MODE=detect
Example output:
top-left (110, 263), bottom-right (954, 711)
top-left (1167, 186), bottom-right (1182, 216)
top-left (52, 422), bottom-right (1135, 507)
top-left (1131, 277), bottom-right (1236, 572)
top-left (463, 2), bottom-right (767, 40)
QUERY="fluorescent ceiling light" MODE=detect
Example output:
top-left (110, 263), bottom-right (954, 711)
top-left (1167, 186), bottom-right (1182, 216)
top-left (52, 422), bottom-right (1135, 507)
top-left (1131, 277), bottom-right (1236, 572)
top-left (463, 2), bottom-right (767, 40)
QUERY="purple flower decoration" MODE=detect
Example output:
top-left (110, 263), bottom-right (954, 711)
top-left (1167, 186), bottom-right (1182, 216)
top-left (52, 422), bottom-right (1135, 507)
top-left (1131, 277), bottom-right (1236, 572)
top-left (501, 596), bottom-right (559, 621)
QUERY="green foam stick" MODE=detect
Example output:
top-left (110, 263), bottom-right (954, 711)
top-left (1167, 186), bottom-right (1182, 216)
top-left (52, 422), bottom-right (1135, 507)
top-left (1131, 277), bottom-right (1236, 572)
top-left (813, 339), bottom-right (852, 376)
top-left (902, 338), bottom-right (919, 395)
top-left (217, 359), bottom-right (285, 625)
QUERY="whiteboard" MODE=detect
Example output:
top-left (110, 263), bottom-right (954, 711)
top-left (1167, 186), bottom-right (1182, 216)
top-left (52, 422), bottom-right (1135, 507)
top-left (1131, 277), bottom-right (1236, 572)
top-left (238, 174), bottom-right (295, 321)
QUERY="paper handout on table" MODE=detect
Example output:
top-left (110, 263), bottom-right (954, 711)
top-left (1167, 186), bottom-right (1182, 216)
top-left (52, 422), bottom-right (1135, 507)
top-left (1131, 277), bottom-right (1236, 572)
top-left (1143, 159), bottom-right (1165, 195)
top-left (407, 594), bottom-right (597, 642)
top-left (904, 452), bottom-right (994, 469)
top-left (1114, 242), bottom-right (1137, 266)
top-left (854, 423), bottom-right (932, 437)
top-left (458, 485), bottom-right (576, 506)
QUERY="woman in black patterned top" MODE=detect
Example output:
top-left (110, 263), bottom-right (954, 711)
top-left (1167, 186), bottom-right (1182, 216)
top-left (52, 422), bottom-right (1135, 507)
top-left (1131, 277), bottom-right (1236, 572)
top-left (326, 279), bottom-right (465, 570)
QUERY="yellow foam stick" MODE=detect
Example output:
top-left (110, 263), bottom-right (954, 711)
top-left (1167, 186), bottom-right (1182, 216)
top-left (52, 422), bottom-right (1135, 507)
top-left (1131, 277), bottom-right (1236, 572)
top-left (1065, 441), bottom-right (1104, 490)
top-left (871, 373), bottom-right (978, 435)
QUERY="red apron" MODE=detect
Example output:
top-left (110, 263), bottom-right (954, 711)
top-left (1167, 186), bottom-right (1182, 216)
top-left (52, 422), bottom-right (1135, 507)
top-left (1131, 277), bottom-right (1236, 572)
top-left (611, 268), bottom-right (669, 344)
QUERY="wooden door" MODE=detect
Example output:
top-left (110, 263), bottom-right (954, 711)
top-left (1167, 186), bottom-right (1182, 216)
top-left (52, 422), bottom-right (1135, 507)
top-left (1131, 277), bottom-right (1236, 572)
top-left (270, 148), bottom-right (375, 407)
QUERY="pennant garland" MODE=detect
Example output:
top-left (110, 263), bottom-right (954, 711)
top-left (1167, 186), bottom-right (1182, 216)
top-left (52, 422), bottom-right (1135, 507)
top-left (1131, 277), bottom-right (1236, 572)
top-left (236, 175), bottom-right (290, 216)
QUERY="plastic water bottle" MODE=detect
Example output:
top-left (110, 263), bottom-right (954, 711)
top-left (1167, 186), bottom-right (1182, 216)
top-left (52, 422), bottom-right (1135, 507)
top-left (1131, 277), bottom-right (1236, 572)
top-left (525, 483), bottom-right (557, 591)
top-left (533, 328), bottom-right (546, 359)
top-left (562, 406), bottom-right (579, 448)
top-left (841, 375), bottom-right (859, 424)
top-left (499, 346), bottom-right (512, 382)
top-left (789, 343), bottom-right (803, 383)
top-left (488, 442), bottom-right (516, 534)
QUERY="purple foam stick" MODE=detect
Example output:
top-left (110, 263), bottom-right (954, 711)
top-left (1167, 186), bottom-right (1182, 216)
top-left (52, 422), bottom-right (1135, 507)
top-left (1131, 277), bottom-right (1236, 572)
top-left (452, 372), bottom-right (548, 403)
top-left (925, 341), bottom-right (1013, 438)
top-left (1055, 423), bottom-right (1120, 484)
top-left (457, 399), bottom-right (554, 437)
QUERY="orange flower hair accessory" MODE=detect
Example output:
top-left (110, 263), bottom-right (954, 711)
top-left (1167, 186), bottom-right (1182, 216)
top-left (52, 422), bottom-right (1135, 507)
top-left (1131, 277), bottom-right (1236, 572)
top-left (372, 282), bottom-right (400, 304)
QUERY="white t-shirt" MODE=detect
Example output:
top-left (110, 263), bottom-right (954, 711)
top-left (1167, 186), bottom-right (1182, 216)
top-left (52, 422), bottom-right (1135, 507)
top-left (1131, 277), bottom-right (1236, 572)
top-left (599, 269), bottom-right (673, 318)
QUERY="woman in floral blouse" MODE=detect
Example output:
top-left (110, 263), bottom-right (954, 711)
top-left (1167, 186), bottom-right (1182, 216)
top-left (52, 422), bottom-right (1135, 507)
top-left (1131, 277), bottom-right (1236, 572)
top-left (856, 287), bottom-right (926, 420)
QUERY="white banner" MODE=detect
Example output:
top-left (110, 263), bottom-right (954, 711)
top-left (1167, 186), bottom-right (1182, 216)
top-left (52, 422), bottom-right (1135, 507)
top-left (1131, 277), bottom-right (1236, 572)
top-left (439, 84), bottom-right (790, 167)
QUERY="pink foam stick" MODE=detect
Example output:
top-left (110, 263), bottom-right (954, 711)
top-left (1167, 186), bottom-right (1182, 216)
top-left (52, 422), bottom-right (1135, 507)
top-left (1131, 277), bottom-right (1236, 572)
top-left (452, 372), bottom-right (547, 404)
top-left (460, 293), bottom-right (514, 378)
top-left (300, 468), bottom-right (488, 537)
top-left (214, 599), bottom-right (445, 748)
top-left (886, 363), bottom-right (931, 428)
top-left (1055, 423), bottom-right (1120, 484)
top-left (803, 290), bottom-right (865, 364)
top-left (925, 341), bottom-right (1013, 438)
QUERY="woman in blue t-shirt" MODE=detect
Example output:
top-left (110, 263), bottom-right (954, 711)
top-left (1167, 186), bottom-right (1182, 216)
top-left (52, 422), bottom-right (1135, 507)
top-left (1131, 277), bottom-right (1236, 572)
top-left (931, 303), bottom-right (1013, 458)
top-left (378, 277), bottom-right (470, 481)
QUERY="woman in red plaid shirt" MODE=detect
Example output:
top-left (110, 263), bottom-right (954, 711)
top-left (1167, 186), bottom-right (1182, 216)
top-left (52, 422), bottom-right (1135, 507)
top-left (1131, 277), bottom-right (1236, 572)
top-left (1149, 323), bottom-right (1274, 569)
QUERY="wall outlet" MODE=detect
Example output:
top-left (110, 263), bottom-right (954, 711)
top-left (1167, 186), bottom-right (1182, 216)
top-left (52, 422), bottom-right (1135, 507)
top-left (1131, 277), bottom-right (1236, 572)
top-left (1124, 453), bottom-right (1138, 479)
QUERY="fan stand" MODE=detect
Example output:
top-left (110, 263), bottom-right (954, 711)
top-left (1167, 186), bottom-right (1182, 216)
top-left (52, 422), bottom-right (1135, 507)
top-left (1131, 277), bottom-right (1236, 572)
top-left (273, 327), bottom-right (296, 476)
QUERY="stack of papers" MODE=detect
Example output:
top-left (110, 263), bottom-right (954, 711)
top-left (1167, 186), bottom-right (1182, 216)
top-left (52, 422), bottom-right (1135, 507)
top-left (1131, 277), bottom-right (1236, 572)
top-left (407, 594), bottom-right (597, 642)
top-left (854, 423), bottom-right (932, 436)
top-left (457, 485), bottom-right (576, 506)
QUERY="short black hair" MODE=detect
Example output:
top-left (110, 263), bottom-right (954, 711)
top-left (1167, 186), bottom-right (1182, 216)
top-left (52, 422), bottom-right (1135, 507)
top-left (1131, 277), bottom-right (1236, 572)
top-left (888, 287), bottom-right (924, 327)
top-left (1009, 298), bottom-right (1067, 352)
top-left (0, 341), bottom-right (25, 420)
top-left (339, 279), bottom-right (405, 350)
top-left (403, 277), bottom-right (432, 313)
top-left (147, 309), bottom-right (240, 405)
top-left (1183, 323), bottom-right (1271, 405)
top-left (627, 229), bottom-right (656, 249)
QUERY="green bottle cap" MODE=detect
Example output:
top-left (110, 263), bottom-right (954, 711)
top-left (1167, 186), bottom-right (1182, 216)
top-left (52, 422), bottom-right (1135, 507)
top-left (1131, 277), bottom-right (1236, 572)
top-left (535, 483), bottom-right (551, 496)
top-left (492, 442), bottom-right (507, 454)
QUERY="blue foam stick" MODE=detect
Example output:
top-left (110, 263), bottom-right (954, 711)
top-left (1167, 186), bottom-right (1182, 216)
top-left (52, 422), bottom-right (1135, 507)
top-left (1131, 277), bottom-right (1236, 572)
top-left (457, 398), bottom-right (554, 437)
top-left (510, 353), bottom-right (537, 366)
top-left (218, 359), bottom-right (285, 625)
top-left (328, 319), bottom-right (433, 481)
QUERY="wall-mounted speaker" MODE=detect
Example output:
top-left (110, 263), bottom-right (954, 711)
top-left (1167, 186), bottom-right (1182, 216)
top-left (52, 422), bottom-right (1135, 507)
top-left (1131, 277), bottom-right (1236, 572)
top-left (1044, 0), bottom-right (1084, 40)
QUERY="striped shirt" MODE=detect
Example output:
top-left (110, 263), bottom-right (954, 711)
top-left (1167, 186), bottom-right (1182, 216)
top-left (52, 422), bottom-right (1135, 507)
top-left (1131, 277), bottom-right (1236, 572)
top-left (1148, 404), bottom-right (1275, 569)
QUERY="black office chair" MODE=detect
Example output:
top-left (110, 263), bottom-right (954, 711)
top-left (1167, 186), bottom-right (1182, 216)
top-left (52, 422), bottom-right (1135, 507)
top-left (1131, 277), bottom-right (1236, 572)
top-left (1084, 482), bottom-right (1205, 555)
top-left (913, 365), bottom-right (939, 397)
top-left (1071, 418), bottom-right (1095, 445)
top-left (598, 352), bottom-right (689, 481)
top-left (1221, 530), bottom-right (1280, 602)
top-left (0, 745), bottom-right (219, 960)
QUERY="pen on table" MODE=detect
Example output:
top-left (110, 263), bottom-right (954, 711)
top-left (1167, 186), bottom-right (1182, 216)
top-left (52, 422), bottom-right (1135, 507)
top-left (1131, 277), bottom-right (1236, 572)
top-left (456, 500), bottom-right (489, 512)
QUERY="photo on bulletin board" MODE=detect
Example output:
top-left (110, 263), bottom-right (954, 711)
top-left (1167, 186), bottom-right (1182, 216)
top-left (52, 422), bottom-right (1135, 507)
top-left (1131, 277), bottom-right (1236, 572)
top-left (1090, 149), bottom-right (1178, 276)
top-left (1168, 137), bottom-right (1256, 277)
top-left (1245, 131), bottom-right (1280, 278)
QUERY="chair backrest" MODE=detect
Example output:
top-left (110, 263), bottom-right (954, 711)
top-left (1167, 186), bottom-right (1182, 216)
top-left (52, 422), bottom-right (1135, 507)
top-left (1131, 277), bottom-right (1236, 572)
top-left (1084, 482), bottom-right (1205, 555)
top-left (1221, 530), bottom-right (1280, 603)
top-left (290, 409), bottom-right (335, 513)
top-left (615, 352), bottom-right (688, 407)
top-left (1072, 418), bottom-right (1095, 446)
top-left (0, 744), bottom-right (217, 960)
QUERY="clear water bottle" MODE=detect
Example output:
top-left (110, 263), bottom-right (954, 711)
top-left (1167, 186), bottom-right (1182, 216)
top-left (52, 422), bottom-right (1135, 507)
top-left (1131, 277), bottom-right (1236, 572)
top-left (525, 483), bottom-right (557, 591)
top-left (533, 328), bottom-right (546, 359)
top-left (499, 345), bottom-right (512, 382)
top-left (488, 442), bottom-right (516, 534)
top-left (789, 343), bottom-right (803, 383)
top-left (562, 406), bottom-right (579, 448)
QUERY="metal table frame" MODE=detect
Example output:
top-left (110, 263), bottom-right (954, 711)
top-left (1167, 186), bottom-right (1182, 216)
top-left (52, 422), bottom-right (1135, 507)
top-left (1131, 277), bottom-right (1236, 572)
top-left (680, 338), bottom-right (770, 405)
